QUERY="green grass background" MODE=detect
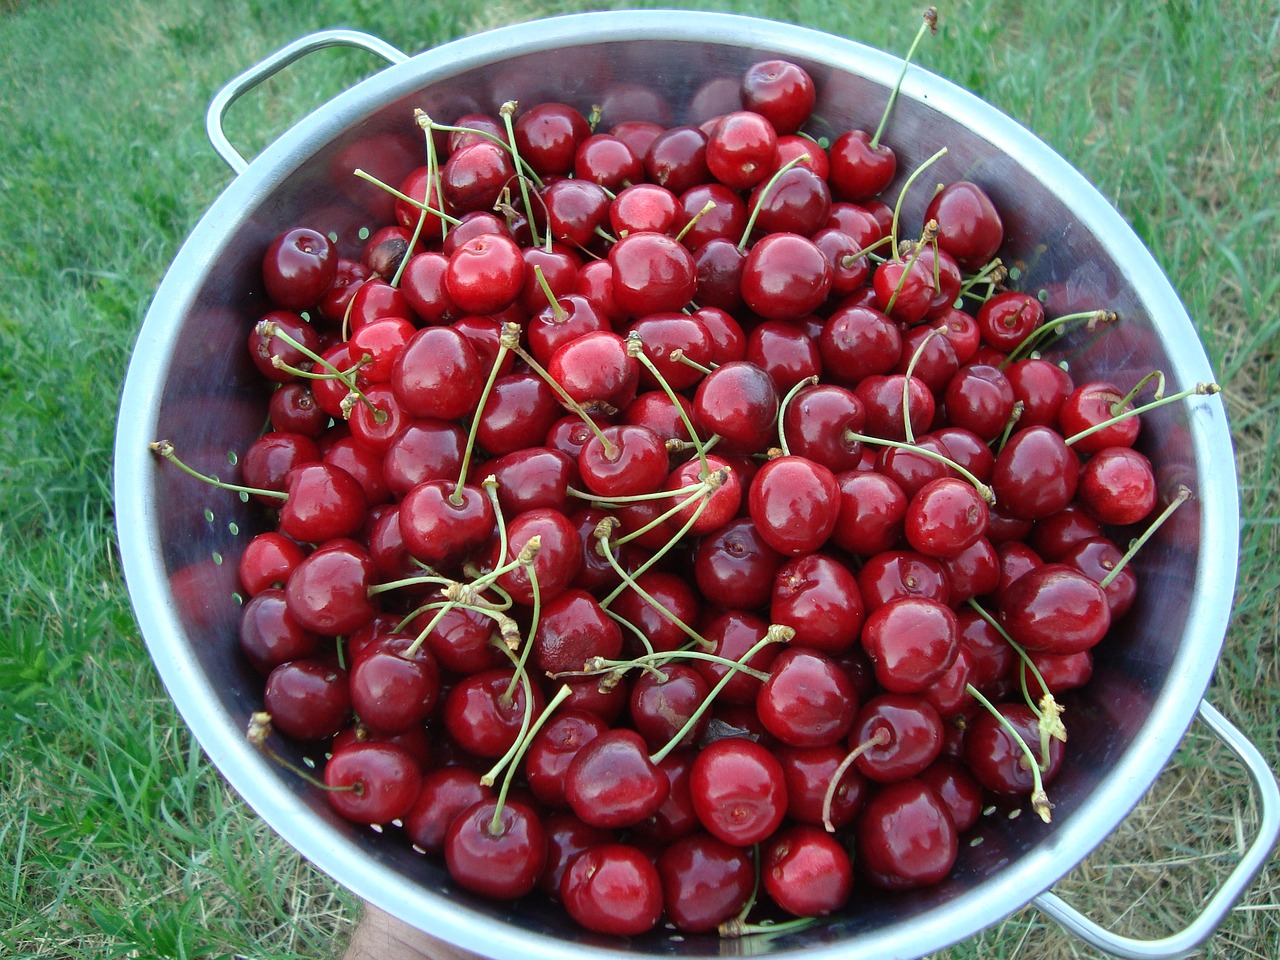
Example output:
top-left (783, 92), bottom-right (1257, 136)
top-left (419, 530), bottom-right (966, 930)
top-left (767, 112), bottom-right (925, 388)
top-left (1, 0), bottom-right (1276, 957)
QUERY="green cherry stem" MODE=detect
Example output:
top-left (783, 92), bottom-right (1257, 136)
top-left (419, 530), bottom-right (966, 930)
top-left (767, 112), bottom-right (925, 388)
top-left (500, 101), bottom-right (541, 249)
top-left (965, 683), bottom-right (1053, 823)
top-left (149, 441), bottom-right (287, 501)
top-left (822, 727), bottom-right (892, 832)
top-left (627, 332), bottom-right (711, 474)
top-left (999, 309), bottom-right (1117, 368)
top-left (351, 167), bottom-right (461, 228)
top-left (736, 154), bottom-right (811, 251)
top-left (889, 147), bottom-right (948, 263)
top-left (899, 325), bottom-right (945, 444)
top-left (247, 712), bottom-right (360, 795)
top-left (871, 6), bottom-right (939, 149)
top-left (453, 339), bottom-right (511, 504)
top-left (1098, 484), bottom-right (1193, 590)
top-left (842, 431), bottom-right (995, 504)
top-left (1063, 382), bottom-right (1220, 448)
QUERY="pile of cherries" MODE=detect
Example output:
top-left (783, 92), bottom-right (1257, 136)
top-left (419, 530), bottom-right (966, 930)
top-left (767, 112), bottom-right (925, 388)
top-left (158, 16), bottom-right (1210, 941)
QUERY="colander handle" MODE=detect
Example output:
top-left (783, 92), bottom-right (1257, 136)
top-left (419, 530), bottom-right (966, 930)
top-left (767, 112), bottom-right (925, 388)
top-left (1033, 700), bottom-right (1280, 960)
top-left (206, 29), bottom-right (409, 174)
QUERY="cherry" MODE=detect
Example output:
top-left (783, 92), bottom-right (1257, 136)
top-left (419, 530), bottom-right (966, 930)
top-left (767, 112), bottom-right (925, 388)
top-left (693, 361), bottom-right (780, 455)
top-left (262, 657), bottom-right (351, 741)
top-left (443, 668), bottom-right (546, 761)
top-left (445, 799), bottom-right (547, 900)
top-left (608, 230), bottom-right (698, 317)
top-left (629, 312), bottom-right (714, 391)
top-left (283, 538), bottom-right (377, 635)
top-left (323, 739), bottom-right (422, 825)
top-left (769, 552), bottom-right (865, 653)
top-left (267, 382), bottom-right (327, 438)
top-left (748, 455), bottom-right (840, 556)
top-left (610, 182), bottom-right (680, 237)
top-left (541, 178), bottom-right (612, 247)
top-left (493, 508), bottom-right (584, 606)
top-left (740, 59), bottom-right (815, 135)
top-left (262, 227), bottom-right (337, 310)
top-left (656, 832), bottom-right (755, 933)
top-left (779, 383), bottom-right (865, 473)
top-left (705, 110), bottom-right (778, 190)
top-left (404, 767), bottom-right (493, 856)
top-left (575, 133), bottom-right (643, 191)
top-left (831, 471), bottom-right (908, 557)
top-left (694, 611), bottom-right (780, 706)
top-left (347, 277), bottom-right (414, 331)
top-left (486, 446), bottom-right (575, 515)
top-left (578, 424), bottom-right (668, 498)
top-left (473, 372), bottom-right (563, 457)
top-left (856, 779), bottom-right (958, 890)
top-left (560, 843), bottom-right (664, 936)
top-left (630, 663), bottom-right (713, 752)
top-left (318, 257), bottom-right (371, 327)
top-left (1058, 380), bottom-right (1141, 454)
top-left (248, 310), bottom-right (320, 385)
top-left (565, 728), bottom-right (670, 829)
top-left (854, 373), bottom-right (935, 443)
top-left (691, 237), bottom-right (747, 311)
top-left (676, 182), bottom-right (748, 249)
top-left (747, 164), bottom-right (832, 237)
top-left (419, 602), bottom-right (504, 675)
top-left (757, 647), bottom-right (859, 747)
top-left (904, 477), bottom-right (990, 558)
top-left (924, 180), bottom-right (1004, 270)
top-left (690, 736), bottom-right (787, 846)
top-left (348, 634), bottom-right (441, 736)
top-left (1062, 536), bottom-right (1138, 619)
top-left (444, 233), bottom-right (524, 316)
top-left (518, 243), bottom-right (581, 314)
top-left (740, 231), bottom-right (832, 322)
top-left (533, 589), bottom-right (623, 676)
top-left (390, 326), bottom-right (483, 421)
top-left (1028, 504), bottom-right (1105, 561)
top-left (776, 744), bottom-right (867, 829)
top-left (964, 702), bottom-right (1065, 798)
top-left (643, 124), bottom-right (711, 194)
top-left (398, 480), bottom-right (494, 571)
top-left (850, 693), bottom-right (944, 782)
top-left (991, 425), bottom-right (1079, 520)
top-left (440, 139), bottom-right (516, 214)
top-left (1006, 357), bottom-right (1074, 428)
top-left (762, 824), bottom-right (853, 918)
top-left (939, 536), bottom-right (1000, 603)
top-left (241, 431), bottom-right (319, 505)
top-left (693, 518), bottom-right (785, 610)
top-left (999, 563), bottom-right (1112, 655)
top-left (860, 596), bottom-right (958, 693)
top-left (856, 549), bottom-right (951, 612)
top-left (1077, 446), bottom-right (1156, 525)
top-left (514, 101), bottom-right (589, 176)
top-left (239, 530), bottom-right (308, 596)
top-left (828, 128), bottom-right (896, 202)
top-left (977, 291), bottom-right (1045, 354)
top-left (745, 320), bottom-right (823, 393)
top-left (820, 303), bottom-right (902, 386)
top-left (381, 421), bottom-right (467, 499)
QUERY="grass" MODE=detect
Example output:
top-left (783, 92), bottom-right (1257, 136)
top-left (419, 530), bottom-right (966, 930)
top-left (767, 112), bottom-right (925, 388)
top-left (0, 0), bottom-right (1275, 957)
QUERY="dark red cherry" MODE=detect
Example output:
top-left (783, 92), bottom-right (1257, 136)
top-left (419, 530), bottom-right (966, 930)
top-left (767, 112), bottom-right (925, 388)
top-left (991, 426), bottom-right (1080, 520)
top-left (828, 128), bottom-right (895, 201)
top-left (740, 232), bottom-right (832, 322)
top-left (540, 812), bottom-right (613, 897)
top-left (693, 518), bottom-right (785, 611)
top-left (560, 843), bottom-right (663, 936)
top-left (776, 744), bottom-right (867, 829)
top-left (1077, 446), bottom-right (1156, 526)
top-left (770, 552), bottom-right (864, 653)
top-left (705, 111), bottom-right (778, 190)
top-left (977, 291), bottom-right (1045, 353)
top-left (445, 799), bottom-right (547, 900)
top-left (263, 227), bottom-right (336, 310)
top-left (283, 539), bottom-right (376, 636)
top-left (524, 710), bottom-right (609, 809)
top-left (1058, 380), bottom-right (1141, 454)
top-left (740, 59), bottom-right (816, 136)
top-left (1062, 536), bottom-right (1138, 619)
top-left (850, 693), bottom-right (944, 782)
top-left (578, 424), bottom-right (668, 498)
top-left (943, 363), bottom-right (1016, 442)
top-left (820, 303), bottom-right (902, 386)
top-left (860, 596), bottom-right (958, 694)
top-left (644, 125), bottom-right (711, 194)
top-left (999, 563), bottom-right (1112, 655)
top-left (692, 361), bottom-right (779, 455)
top-left (262, 657), bottom-right (350, 741)
top-left (515, 101), bottom-right (589, 176)
top-left (440, 140), bottom-right (516, 214)
top-left (856, 779), bottom-right (958, 890)
top-left (745, 319), bottom-right (823, 394)
top-left (832, 471), bottom-right (908, 557)
top-left (443, 668), bottom-right (546, 760)
top-left (323, 740), bottom-right (422, 825)
top-left (575, 133), bottom-right (643, 191)
top-left (348, 635), bottom-right (441, 736)
top-left (610, 182), bottom-right (680, 236)
top-left (746, 164), bottom-right (831, 237)
top-left (924, 180), bottom-right (1004, 270)
top-left (856, 549), bottom-right (950, 613)
top-left (694, 610), bottom-right (780, 706)
top-left (1006, 358), bottom-right (1075, 428)
top-left (565, 728), bottom-right (670, 829)
top-left (757, 647), bottom-right (859, 747)
top-left (398, 480), bottom-right (494, 571)
top-left (762, 825), bottom-right (853, 917)
top-left (748, 455), bottom-right (840, 556)
top-left (964, 702), bottom-right (1065, 797)
top-left (690, 736), bottom-right (787, 847)
top-left (656, 832), bottom-right (755, 933)
top-left (404, 767), bottom-right (493, 856)
top-left (630, 663), bottom-right (713, 752)
top-left (609, 230), bottom-right (698, 317)
top-left (904, 477), bottom-right (990, 559)
top-left (533, 589), bottom-right (623, 677)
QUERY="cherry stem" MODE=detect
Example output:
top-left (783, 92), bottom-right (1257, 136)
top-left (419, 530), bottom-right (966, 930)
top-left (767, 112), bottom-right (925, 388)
top-left (648, 624), bottom-right (793, 766)
top-left (885, 220), bottom-right (936, 317)
top-left (532, 264), bottom-right (567, 322)
top-left (1114, 370), bottom-right (1166, 415)
top-left (736, 153), bottom-right (811, 251)
top-left (719, 917), bottom-right (817, 940)
top-left (964, 597), bottom-right (1051, 717)
top-left (669, 348), bottom-right (715, 376)
top-left (842, 234), bottom-right (896, 267)
top-left (416, 114), bottom-right (545, 189)
top-left (965, 683), bottom-right (1053, 823)
top-left (483, 476), bottom-right (509, 570)
top-left (872, 6), bottom-right (939, 148)
top-left (454, 341), bottom-right (511, 504)
top-left (842, 431), bottom-right (995, 504)
top-left (994, 400), bottom-right (1025, 455)
top-left (506, 325), bottom-right (618, 457)
top-left (259, 320), bottom-right (385, 422)
top-left (1000, 309), bottom-right (1117, 368)
top-left (596, 516), bottom-right (715, 648)
top-left (1063, 382), bottom-right (1220, 448)
top-left (627, 332), bottom-right (711, 475)
top-left (553, 648), bottom-right (771, 684)
top-left (246, 712), bottom-right (360, 795)
top-left (604, 607), bottom-right (657, 659)
top-left (567, 480), bottom-right (709, 507)
top-left (351, 168), bottom-right (461, 227)
top-left (889, 149), bottom-right (948, 262)
top-left (900, 325), bottom-right (945, 444)
top-left (958, 257), bottom-right (1007, 301)
top-left (776, 375), bottom-right (818, 457)
top-left (500, 101), bottom-right (541, 248)
top-left (1099, 484), bottom-right (1193, 589)
top-left (148, 440), bottom-right (287, 501)
top-left (674, 198), bottom-right (717, 244)
top-left (414, 110), bottom-right (449, 246)
top-left (822, 727), bottom-right (891, 832)
top-left (503, 549), bottom-right (542, 704)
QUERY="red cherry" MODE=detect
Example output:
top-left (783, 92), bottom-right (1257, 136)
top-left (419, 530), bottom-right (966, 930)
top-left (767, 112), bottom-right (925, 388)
top-left (924, 180), bottom-right (1004, 270)
top-left (762, 824), bottom-right (853, 917)
top-left (608, 231), bottom-right (698, 317)
top-left (977, 291), bottom-right (1045, 353)
top-left (964, 702), bottom-right (1065, 797)
top-left (832, 471), bottom-right (908, 557)
top-left (850, 693), bottom-right (944, 782)
top-left (643, 124), bottom-right (711, 194)
top-left (283, 539), bottom-right (377, 636)
top-left (860, 596), bottom-right (958, 693)
top-left (403, 767), bottom-right (493, 856)
top-left (656, 832), bottom-right (755, 933)
top-left (347, 634), bottom-right (441, 736)
top-left (524, 710), bottom-right (609, 808)
top-left (574, 133), bottom-right (643, 191)
top-left (748, 455), bottom-right (840, 556)
top-left (445, 799), bottom-right (547, 900)
top-left (904, 477), bottom-right (990, 558)
top-left (442, 668), bottom-right (546, 760)
top-left (828, 128), bottom-right (896, 202)
top-left (262, 227), bottom-right (337, 310)
top-left (262, 657), bottom-right (350, 740)
top-left (776, 744), bottom-right (867, 829)
top-left (705, 110), bottom-right (778, 190)
top-left (560, 843), bottom-right (664, 936)
top-left (740, 232), bottom-right (832, 322)
top-left (515, 101), bottom-right (589, 176)
top-left (1077, 446), bottom-right (1157, 525)
top-left (757, 647), bottom-right (859, 747)
top-left (998, 563), bottom-right (1112, 655)
top-left (690, 736), bottom-right (787, 846)
top-left (769, 552), bottom-right (865, 653)
top-left (693, 518), bottom-right (785, 611)
top-left (856, 779), bottom-right (958, 890)
top-left (740, 59), bottom-right (816, 136)
top-left (565, 728), bottom-right (670, 829)
top-left (991, 425), bottom-right (1080, 520)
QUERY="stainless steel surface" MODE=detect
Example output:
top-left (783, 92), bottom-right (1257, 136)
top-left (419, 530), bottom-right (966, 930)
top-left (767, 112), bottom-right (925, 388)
top-left (1032, 700), bottom-right (1280, 960)
top-left (206, 29), bottom-right (409, 174)
top-left (113, 11), bottom-right (1270, 959)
